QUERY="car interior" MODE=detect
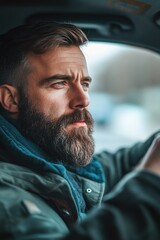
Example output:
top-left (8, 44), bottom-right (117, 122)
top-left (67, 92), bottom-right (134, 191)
top-left (1, 0), bottom-right (160, 152)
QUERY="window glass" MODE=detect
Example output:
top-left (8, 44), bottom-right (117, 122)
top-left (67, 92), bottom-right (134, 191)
top-left (81, 42), bottom-right (160, 152)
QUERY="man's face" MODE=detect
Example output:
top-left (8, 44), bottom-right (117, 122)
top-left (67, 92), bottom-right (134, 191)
top-left (18, 46), bottom-right (95, 167)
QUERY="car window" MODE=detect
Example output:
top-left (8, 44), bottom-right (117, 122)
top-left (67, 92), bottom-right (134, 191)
top-left (82, 42), bottom-right (160, 152)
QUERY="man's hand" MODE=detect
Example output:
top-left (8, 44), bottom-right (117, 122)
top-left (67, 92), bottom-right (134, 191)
top-left (137, 134), bottom-right (160, 175)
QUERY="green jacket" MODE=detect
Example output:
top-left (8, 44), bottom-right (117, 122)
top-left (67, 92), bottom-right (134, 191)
top-left (0, 114), bottom-right (160, 240)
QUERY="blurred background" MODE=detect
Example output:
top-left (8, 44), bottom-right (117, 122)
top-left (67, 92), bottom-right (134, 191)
top-left (81, 42), bottom-right (160, 153)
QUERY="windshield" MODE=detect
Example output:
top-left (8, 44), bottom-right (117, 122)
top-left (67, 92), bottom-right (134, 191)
top-left (82, 42), bottom-right (160, 152)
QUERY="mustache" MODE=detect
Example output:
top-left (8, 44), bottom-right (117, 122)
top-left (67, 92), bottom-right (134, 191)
top-left (56, 109), bottom-right (94, 128)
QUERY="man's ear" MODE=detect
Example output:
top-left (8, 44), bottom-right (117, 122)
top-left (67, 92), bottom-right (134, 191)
top-left (0, 84), bottom-right (19, 113)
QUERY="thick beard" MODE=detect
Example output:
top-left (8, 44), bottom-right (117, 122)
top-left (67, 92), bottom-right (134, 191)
top-left (18, 93), bottom-right (95, 167)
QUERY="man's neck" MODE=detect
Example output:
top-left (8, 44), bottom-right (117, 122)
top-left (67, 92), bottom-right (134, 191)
top-left (0, 110), bottom-right (20, 130)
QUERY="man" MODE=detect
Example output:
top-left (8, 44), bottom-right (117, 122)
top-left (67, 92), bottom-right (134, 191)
top-left (0, 21), bottom-right (160, 239)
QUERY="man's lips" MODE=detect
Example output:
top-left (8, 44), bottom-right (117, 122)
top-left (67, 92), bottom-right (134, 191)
top-left (70, 120), bottom-right (87, 127)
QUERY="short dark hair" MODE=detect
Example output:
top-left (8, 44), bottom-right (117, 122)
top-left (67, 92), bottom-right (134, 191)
top-left (0, 22), bottom-right (88, 88)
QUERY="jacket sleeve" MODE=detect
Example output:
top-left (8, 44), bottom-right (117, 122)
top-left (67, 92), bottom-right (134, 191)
top-left (95, 131), bottom-right (160, 193)
top-left (63, 170), bottom-right (160, 240)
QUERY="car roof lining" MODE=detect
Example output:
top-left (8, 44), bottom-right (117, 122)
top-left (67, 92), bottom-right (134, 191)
top-left (0, 0), bottom-right (160, 53)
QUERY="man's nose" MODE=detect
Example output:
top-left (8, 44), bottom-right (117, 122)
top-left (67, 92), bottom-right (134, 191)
top-left (69, 86), bottom-right (90, 110)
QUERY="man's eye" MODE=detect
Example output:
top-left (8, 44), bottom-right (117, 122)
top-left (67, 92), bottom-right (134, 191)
top-left (82, 82), bottom-right (90, 90)
top-left (51, 81), bottom-right (66, 88)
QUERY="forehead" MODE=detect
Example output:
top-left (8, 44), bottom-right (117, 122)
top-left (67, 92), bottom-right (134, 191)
top-left (28, 46), bottom-right (88, 74)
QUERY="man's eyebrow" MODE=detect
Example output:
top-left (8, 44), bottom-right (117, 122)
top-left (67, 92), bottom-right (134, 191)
top-left (83, 76), bottom-right (92, 82)
top-left (39, 74), bottom-right (92, 85)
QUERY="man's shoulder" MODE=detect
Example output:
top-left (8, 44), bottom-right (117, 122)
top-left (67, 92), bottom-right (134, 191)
top-left (0, 174), bottom-right (69, 237)
top-left (0, 184), bottom-right (69, 238)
